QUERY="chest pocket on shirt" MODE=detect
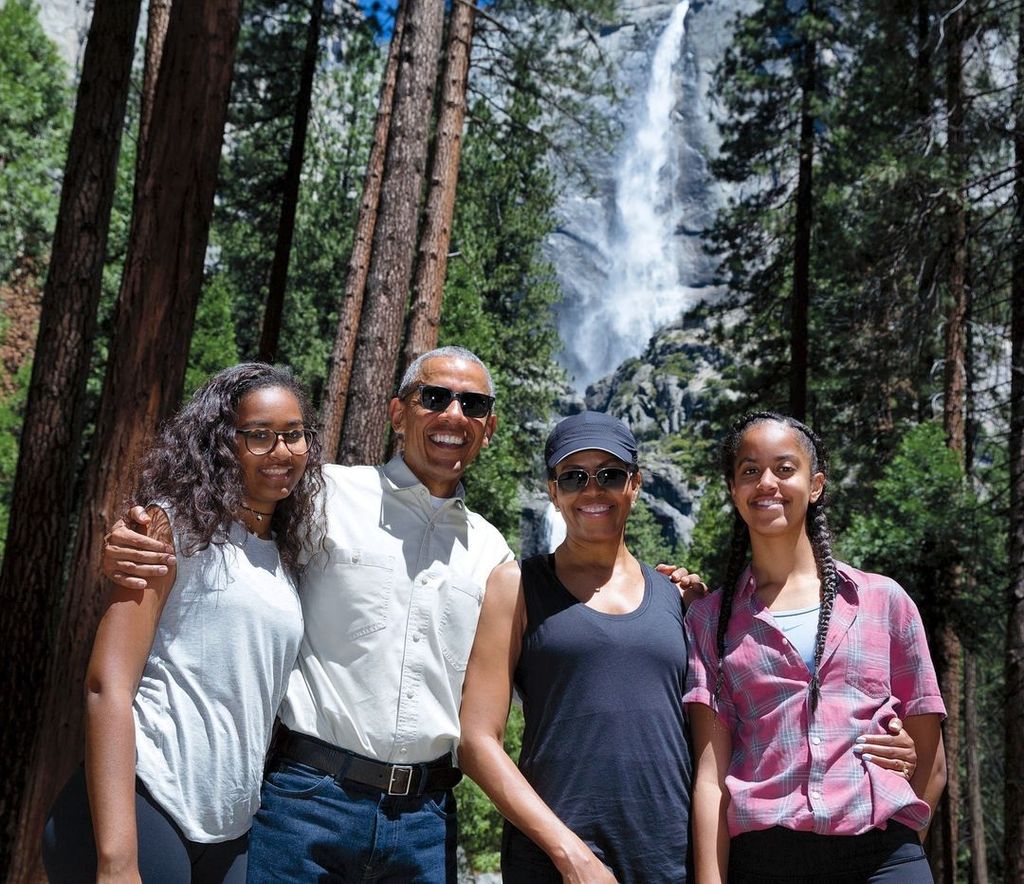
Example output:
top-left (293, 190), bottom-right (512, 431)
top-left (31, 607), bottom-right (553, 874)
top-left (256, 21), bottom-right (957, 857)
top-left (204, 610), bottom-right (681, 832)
top-left (439, 579), bottom-right (483, 671)
top-left (327, 547), bottom-right (395, 640)
top-left (842, 628), bottom-right (892, 700)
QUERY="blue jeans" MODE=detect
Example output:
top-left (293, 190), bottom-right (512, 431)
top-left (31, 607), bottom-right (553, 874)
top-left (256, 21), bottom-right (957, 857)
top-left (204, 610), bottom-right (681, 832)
top-left (246, 760), bottom-right (458, 883)
top-left (729, 822), bottom-right (932, 883)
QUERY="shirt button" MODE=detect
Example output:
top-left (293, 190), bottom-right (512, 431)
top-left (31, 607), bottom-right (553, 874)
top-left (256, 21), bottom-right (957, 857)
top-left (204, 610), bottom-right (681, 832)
top-left (811, 736), bottom-right (821, 745)
top-left (406, 691), bottom-right (414, 699)
top-left (413, 634), bottom-right (420, 642)
top-left (811, 790), bottom-right (821, 799)
top-left (352, 551), bottom-right (361, 563)
top-left (400, 747), bottom-right (407, 754)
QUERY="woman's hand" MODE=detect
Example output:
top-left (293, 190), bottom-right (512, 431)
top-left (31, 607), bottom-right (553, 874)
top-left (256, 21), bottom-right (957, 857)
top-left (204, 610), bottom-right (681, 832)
top-left (555, 841), bottom-right (620, 883)
top-left (854, 716), bottom-right (917, 780)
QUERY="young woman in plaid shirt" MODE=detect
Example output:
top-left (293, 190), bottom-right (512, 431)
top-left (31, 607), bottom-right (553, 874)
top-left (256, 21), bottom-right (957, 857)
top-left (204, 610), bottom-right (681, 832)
top-left (684, 413), bottom-right (946, 883)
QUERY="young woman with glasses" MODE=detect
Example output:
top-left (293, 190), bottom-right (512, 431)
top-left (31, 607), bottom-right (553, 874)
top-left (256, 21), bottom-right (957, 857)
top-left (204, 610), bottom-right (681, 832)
top-left (43, 363), bottom-right (324, 884)
top-left (684, 413), bottom-right (946, 883)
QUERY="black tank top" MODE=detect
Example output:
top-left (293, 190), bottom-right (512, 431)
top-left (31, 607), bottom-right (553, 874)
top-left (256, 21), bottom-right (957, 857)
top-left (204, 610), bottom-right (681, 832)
top-left (502, 554), bottom-right (692, 883)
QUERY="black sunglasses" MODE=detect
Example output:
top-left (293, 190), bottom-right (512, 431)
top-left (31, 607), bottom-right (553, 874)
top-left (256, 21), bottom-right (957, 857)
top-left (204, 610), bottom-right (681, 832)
top-left (413, 384), bottom-right (495, 418)
top-left (554, 466), bottom-right (635, 493)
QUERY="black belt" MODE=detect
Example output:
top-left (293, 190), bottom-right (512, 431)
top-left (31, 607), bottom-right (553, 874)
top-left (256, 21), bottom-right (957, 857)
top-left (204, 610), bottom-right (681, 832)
top-left (275, 728), bottom-right (462, 797)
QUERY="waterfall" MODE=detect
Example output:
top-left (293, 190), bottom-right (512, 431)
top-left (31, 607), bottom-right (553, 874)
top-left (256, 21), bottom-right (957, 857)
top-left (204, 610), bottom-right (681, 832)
top-left (556, 0), bottom-right (698, 390)
top-left (540, 501), bottom-right (566, 553)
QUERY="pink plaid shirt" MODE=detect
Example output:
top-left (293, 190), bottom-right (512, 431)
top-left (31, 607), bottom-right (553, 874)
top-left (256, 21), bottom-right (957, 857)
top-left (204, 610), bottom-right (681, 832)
top-left (684, 562), bottom-right (946, 837)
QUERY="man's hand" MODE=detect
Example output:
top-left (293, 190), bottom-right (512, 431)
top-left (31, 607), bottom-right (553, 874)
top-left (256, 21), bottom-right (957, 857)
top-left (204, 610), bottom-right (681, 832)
top-left (101, 506), bottom-right (175, 590)
top-left (656, 563), bottom-right (709, 609)
top-left (854, 716), bottom-right (918, 780)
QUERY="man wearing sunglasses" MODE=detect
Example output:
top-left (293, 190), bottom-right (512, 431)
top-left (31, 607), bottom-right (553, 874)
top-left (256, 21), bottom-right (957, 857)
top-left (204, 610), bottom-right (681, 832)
top-left (101, 346), bottom-right (514, 882)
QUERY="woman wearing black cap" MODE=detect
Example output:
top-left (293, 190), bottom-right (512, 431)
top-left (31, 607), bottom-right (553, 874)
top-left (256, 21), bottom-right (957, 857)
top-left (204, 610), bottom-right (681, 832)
top-left (458, 411), bottom-right (694, 883)
top-left (458, 412), bottom-right (918, 884)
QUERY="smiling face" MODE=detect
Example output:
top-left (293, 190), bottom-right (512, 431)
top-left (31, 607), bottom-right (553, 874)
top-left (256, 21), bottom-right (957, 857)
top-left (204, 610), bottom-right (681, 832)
top-left (388, 356), bottom-right (497, 497)
top-left (234, 385), bottom-right (309, 514)
top-left (548, 448), bottom-right (640, 544)
top-left (728, 420), bottom-right (824, 540)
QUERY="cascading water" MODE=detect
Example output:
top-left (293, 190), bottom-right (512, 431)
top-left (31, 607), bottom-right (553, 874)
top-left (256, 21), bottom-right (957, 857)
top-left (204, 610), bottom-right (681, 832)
top-left (555, 0), bottom-right (699, 391)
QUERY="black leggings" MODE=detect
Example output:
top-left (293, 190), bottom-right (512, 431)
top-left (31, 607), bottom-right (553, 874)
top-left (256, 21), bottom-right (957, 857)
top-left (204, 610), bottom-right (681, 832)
top-left (42, 767), bottom-right (247, 883)
top-left (729, 822), bottom-right (932, 883)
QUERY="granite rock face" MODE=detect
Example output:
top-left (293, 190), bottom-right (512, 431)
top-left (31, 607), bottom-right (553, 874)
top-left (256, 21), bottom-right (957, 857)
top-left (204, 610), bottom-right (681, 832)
top-left (547, 0), bottom-right (749, 389)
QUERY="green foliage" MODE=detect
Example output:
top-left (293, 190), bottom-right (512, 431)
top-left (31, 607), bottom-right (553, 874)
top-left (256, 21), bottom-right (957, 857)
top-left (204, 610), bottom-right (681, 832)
top-left (0, 361), bottom-right (31, 556)
top-left (198, 1), bottom-right (378, 396)
top-left (0, 0), bottom-right (71, 279)
top-left (442, 95), bottom-right (566, 546)
top-left (684, 478), bottom-right (732, 590)
top-left (185, 276), bottom-right (241, 394)
top-left (840, 421), bottom-right (1004, 647)
top-left (456, 704), bottom-right (524, 874)
top-left (625, 496), bottom-right (678, 566)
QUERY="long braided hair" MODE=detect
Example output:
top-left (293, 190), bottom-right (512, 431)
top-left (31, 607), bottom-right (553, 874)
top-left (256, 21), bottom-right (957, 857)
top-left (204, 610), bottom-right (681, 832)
top-left (714, 412), bottom-right (838, 714)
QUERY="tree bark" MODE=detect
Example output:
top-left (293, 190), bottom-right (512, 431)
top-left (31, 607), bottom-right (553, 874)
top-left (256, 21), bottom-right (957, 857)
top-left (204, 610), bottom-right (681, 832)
top-left (9, 4), bottom-right (242, 880)
top-left (258, 0), bottom-right (324, 362)
top-left (0, 0), bottom-right (142, 873)
top-left (930, 6), bottom-right (967, 880)
top-left (399, 0), bottom-right (476, 373)
top-left (1006, 5), bottom-right (1024, 879)
top-left (320, 1), bottom-right (408, 462)
top-left (789, 2), bottom-right (815, 422)
top-left (138, 0), bottom-right (172, 178)
top-left (338, 0), bottom-right (445, 465)
top-left (964, 653), bottom-right (989, 884)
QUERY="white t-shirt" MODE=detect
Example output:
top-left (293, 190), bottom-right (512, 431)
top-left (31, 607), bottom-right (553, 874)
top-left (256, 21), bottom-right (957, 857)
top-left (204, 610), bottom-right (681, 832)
top-left (134, 518), bottom-right (303, 841)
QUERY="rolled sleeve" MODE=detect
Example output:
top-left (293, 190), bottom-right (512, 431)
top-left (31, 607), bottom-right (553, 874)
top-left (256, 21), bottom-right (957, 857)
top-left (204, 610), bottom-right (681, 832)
top-left (888, 585), bottom-right (947, 721)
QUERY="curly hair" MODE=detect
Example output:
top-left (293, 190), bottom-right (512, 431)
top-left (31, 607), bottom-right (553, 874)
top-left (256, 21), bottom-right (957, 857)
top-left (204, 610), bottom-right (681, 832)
top-left (714, 411), bottom-right (837, 714)
top-left (131, 363), bottom-right (325, 574)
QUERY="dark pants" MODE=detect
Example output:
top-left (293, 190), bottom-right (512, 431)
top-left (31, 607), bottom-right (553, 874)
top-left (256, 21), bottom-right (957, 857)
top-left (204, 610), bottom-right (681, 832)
top-left (729, 822), bottom-right (932, 883)
top-left (42, 766), bottom-right (248, 884)
top-left (247, 759), bottom-right (458, 883)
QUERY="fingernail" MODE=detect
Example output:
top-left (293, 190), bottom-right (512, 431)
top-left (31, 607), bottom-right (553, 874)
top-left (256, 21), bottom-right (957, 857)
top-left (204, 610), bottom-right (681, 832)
top-left (157, 566), bottom-right (168, 575)
top-left (855, 736), bottom-right (866, 744)
top-left (862, 753), bottom-right (874, 762)
top-left (852, 745), bottom-right (863, 754)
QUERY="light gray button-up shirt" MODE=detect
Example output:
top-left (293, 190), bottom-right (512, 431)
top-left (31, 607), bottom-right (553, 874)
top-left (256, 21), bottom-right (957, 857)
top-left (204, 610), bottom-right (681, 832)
top-left (278, 456), bottom-right (514, 763)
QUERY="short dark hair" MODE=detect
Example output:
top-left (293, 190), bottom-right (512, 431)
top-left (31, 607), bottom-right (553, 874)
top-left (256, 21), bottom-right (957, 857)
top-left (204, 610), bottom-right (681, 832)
top-left (396, 346), bottom-right (494, 399)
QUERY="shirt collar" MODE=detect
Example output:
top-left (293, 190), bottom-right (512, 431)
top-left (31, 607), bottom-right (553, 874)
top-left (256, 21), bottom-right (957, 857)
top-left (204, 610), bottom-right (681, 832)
top-left (381, 454), bottom-right (467, 505)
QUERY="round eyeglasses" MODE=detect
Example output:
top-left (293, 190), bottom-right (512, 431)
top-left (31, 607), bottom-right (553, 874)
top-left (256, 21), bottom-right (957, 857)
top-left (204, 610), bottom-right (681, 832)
top-left (235, 428), bottom-right (315, 456)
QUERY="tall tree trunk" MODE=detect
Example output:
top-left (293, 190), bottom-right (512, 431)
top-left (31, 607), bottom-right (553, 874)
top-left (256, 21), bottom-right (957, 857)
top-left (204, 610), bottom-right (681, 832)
top-left (1005, 5), bottom-right (1024, 879)
top-left (138, 0), bottom-right (172, 175)
top-left (258, 0), bottom-right (324, 362)
top-left (0, 0), bottom-right (142, 873)
top-left (10, 5), bottom-right (242, 880)
top-left (931, 6), bottom-right (967, 880)
top-left (964, 653), bottom-right (989, 884)
top-left (320, 1), bottom-right (407, 462)
top-left (789, 4), bottom-right (815, 422)
top-left (339, 0), bottom-right (445, 465)
top-left (399, 0), bottom-right (475, 373)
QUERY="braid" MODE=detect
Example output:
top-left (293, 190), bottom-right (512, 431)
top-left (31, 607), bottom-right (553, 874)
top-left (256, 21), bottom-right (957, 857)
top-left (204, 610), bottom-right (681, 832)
top-left (807, 503), bottom-right (837, 713)
top-left (714, 512), bottom-right (750, 707)
top-left (720, 410), bottom-right (836, 714)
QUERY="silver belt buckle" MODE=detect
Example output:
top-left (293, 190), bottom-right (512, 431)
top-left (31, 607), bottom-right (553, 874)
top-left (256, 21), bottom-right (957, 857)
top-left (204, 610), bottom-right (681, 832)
top-left (388, 764), bottom-right (413, 796)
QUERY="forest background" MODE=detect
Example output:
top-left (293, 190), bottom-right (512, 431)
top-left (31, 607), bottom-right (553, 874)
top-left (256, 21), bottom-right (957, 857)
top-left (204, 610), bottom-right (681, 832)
top-left (0, 0), bottom-right (1022, 881)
